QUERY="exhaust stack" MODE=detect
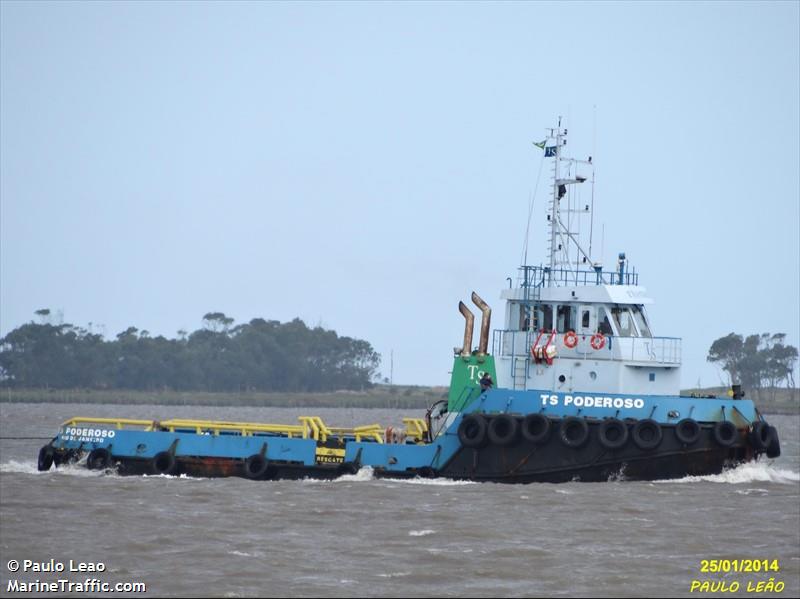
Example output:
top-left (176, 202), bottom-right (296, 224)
top-left (458, 301), bottom-right (475, 357)
top-left (471, 292), bottom-right (491, 356)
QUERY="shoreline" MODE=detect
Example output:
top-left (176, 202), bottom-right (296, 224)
top-left (1, 386), bottom-right (797, 414)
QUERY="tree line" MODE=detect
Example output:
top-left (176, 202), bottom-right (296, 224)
top-left (0, 311), bottom-right (381, 392)
top-left (707, 332), bottom-right (797, 399)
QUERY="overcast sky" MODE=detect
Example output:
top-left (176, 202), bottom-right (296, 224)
top-left (2, 1), bottom-right (798, 388)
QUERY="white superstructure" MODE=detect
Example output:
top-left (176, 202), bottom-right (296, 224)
top-left (493, 121), bottom-right (682, 396)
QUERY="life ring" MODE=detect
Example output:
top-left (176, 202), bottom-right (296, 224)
top-left (150, 451), bottom-right (177, 475)
top-left (598, 418), bottom-right (629, 449)
top-left (674, 418), bottom-right (702, 446)
top-left (487, 414), bottom-right (519, 447)
top-left (632, 419), bottom-right (663, 450)
top-left (244, 454), bottom-right (269, 479)
top-left (713, 421), bottom-right (738, 447)
top-left (560, 417), bottom-right (590, 448)
top-left (563, 331), bottom-right (578, 348)
top-left (458, 414), bottom-right (488, 448)
top-left (37, 446), bottom-right (54, 471)
top-left (750, 421), bottom-right (774, 452)
top-left (86, 448), bottom-right (112, 470)
top-left (590, 333), bottom-right (606, 350)
top-left (521, 413), bottom-right (552, 444)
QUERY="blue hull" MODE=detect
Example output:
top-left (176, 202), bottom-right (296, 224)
top-left (37, 388), bottom-right (780, 483)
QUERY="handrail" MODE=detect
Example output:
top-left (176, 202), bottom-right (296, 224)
top-left (518, 265), bottom-right (639, 287)
top-left (61, 415), bottom-right (390, 443)
top-left (159, 419), bottom-right (306, 438)
top-left (402, 418), bottom-right (429, 443)
top-left (61, 417), bottom-right (158, 431)
top-left (495, 329), bottom-right (681, 364)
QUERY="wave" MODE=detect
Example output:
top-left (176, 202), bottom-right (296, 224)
top-left (654, 461), bottom-right (799, 485)
top-left (0, 459), bottom-right (107, 477)
top-left (0, 460), bottom-right (201, 481)
top-left (383, 476), bottom-right (476, 486)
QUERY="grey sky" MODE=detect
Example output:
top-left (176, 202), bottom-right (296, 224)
top-left (1, 1), bottom-right (798, 387)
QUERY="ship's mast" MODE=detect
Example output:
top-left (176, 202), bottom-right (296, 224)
top-left (544, 119), bottom-right (595, 286)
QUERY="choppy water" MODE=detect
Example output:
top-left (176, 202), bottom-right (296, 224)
top-left (1, 403), bottom-right (798, 597)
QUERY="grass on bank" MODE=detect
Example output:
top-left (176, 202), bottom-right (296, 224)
top-left (0, 385), bottom-right (448, 409)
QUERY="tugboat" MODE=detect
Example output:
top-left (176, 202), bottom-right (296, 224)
top-left (36, 122), bottom-right (781, 482)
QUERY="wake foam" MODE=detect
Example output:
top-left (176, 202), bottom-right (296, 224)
top-left (0, 460), bottom-right (107, 477)
top-left (655, 461), bottom-right (799, 485)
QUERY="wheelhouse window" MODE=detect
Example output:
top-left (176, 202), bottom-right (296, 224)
top-left (631, 305), bottom-right (652, 337)
top-left (611, 305), bottom-right (636, 337)
top-left (556, 304), bottom-right (576, 333)
top-left (541, 304), bottom-right (553, 331)
top-left (516, 303), bottom-right (536, 331)
top-left (598, 306), bottom-right (614, 335)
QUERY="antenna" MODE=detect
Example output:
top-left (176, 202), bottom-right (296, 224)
top-left (589, 105), bottom-right (597, 261)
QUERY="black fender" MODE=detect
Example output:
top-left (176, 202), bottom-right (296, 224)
top-left (37, 446), bottom-right (54, 472)
top-left (766, 425), bottom-right (781, 458)
top-left (86, 448), bottom-right (113, 470)
top-left (521, 413), bottom-right (552, 445)
top-left (713, 421), bottom-right (738, 447)
top-left (243, 454), bottom-right (269, 479)
top-left (560, 417), bottom-right (589, 449)
top-left (632, 419), bottom-right (663, 451)
top-left (487, 414), bottom-right (520, 447)
top-left (750, 421), bottom-right (774, 452)
top-left (674, 418), bottom-right (702, 446)
top-left (150, 451), bottom-right (177, 475)
top-left (598, 418), bottom-right (629, 450)
top-left (458, 414), bottom-right (488, 448)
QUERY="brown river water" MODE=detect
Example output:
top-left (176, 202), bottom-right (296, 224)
top-left (1, 403), bottom-right (798, 597)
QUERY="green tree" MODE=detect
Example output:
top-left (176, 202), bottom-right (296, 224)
top-left (707, 332), bottom-right (797, 398)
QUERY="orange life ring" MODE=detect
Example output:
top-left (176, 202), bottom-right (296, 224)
top-left (563, 331), bottom-right (578, 349)
top-left (590, 333), bottom-right (606, 350)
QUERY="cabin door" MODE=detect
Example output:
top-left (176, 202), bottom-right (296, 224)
top-left (578, 305), bottom-right (596, 337)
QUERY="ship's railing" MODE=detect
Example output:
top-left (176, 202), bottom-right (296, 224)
top-left (493, 330), bottom-right (681, 365)
top-left (61, 417), bottom-right (159, 431)
top-left (518, 265), bottom-right (639, 287)
top-left (617, 336), bottom-right (682, 365)
top-left (59, 416), bottom-right (417, 444)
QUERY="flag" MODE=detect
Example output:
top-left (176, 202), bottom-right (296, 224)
top-left (533, 139), bottom-right (546, 150)
top-left (545, 146), bottom-right (557, 157)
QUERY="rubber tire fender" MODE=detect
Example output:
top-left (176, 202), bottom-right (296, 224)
top-left (674, 418), bottom-right (702, 446)
top-left (38, 446), bottom-right (54, 472)
top-left (560, 417), bottom-right (590, 449)
top-left (487, 414), bottom-right (520, 447)
top-left (712, 421), bottom-right (738, 448)
top-left (766, 425), bottom-right (781, 458)
top-left (150, 451), bottom-right (177, 475)
top-left (598, 418), bottom-right (629, 450)
top-left (244, 454), bottom-right (269, 479)
top-left (86, 448), bottom-right (112, 470)
top-left (521, 413), bottom-right (552, 445)
top-left (458, 414), bottom-right (488, 448)
top-left (750, 421), bottom-right (774, 452)
top-left (338, 462), bottom-right (360, 476)
top-left (632, 419), bottom-right (663, 451)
